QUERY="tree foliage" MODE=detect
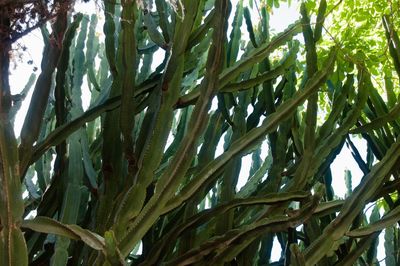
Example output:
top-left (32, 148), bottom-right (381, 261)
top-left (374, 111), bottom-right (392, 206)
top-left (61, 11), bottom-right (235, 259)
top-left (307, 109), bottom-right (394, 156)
top-left (1, 0), bottom-right (400, 265)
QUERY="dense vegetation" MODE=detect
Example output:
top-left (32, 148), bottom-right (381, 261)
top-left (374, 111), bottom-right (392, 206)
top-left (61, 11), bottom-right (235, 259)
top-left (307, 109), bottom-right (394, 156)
top-left (1, 0), bottom-right (400, 265)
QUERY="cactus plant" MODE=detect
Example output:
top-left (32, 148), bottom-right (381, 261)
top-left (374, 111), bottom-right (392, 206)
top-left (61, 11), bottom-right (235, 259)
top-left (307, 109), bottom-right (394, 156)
top-left (1, 0), bottom-right (400, 265)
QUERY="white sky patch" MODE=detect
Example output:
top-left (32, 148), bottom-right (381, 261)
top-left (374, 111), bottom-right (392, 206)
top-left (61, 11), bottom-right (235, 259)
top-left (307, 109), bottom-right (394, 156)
top-left (11, 31), bottom-right (43, 137)
top-left (330, 136), bottom-right (366, 198)
top-left (271, 236), bottom-right (282, 261)
top-left (237, 153), bottom-right (252, 190)
top-left (270, 2), bottom-right (300, 33)
top-left (151, 48), bottom-right (166, 70)
top-left (215, 131), bottom-right (227, 157)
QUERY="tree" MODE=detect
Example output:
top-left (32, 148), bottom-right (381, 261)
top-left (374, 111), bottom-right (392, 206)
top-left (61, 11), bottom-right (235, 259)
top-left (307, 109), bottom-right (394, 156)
top-left (0, 0), bottom-right (400, 265)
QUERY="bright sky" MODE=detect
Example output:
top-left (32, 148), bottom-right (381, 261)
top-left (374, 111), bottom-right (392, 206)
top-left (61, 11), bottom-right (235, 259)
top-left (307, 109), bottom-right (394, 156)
top-left (9, 0), bottom-right (384, 263)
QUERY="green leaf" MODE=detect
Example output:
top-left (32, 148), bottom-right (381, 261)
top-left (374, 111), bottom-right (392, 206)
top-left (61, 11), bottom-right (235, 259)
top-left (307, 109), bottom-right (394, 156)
top-left (22, 217), bottom-right (105, 251)
top-left (347, 204), bottom-right (400, 237)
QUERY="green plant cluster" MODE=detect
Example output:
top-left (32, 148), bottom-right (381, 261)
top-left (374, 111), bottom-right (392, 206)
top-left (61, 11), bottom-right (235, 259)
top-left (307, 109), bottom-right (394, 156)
top-left (1, 0), bottom-right (400, 265)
